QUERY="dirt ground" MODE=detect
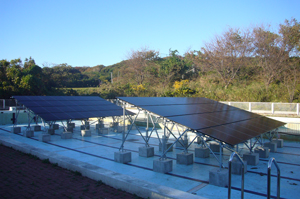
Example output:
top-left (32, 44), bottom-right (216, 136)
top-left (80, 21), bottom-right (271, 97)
top-left (0, 144), bottom-right (144, 199)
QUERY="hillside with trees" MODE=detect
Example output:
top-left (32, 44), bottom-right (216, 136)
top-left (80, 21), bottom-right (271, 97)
top-left (1, 19), bottom-right (299, 102)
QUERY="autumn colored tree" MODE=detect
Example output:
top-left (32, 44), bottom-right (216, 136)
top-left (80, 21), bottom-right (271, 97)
top-left (126, 47), bottom-right (160, 85)
top-left (201, 28), bottom-right (252, 89)
top-left (279, 18), bottom-right (300, 102)
top-left (252, 25), bottom-right (289, 90)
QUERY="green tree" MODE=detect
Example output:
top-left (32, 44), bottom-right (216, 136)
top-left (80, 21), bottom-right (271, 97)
top-left (20, 63), bottom-right (46, 95)
top-left (24, 57), bottom-right (36, 69)
top-left (0, 59), bottom-right (11, 98)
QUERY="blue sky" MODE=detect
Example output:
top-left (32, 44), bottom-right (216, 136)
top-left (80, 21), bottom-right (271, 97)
top-left (1, 0), bottom-right (299, 67)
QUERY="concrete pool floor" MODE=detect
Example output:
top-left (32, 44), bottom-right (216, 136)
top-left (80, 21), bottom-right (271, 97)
top-left (0, 122), bottom-right (299, 199)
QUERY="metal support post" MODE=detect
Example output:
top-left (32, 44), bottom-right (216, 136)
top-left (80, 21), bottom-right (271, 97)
top-left (228, 152), bottom-right (245, 199)
top-left (121, 109), bottom-right (148, 149)
top-left (27, 109), bottom-right (31, 130)
top-left (41, 118), bottom-right (46, 132)
top-left (249, 102), bottom-right (251, 112)
top-left (162, 118), bottom-right (167, 159)
top-left (267, 157), bottom-right (280, 199)
top-left (146, 112), bottom-right (149, 147)
top-left (271, 103), bottom-right (274, 114)
top-left (219, 143), bottom-right (223, 169)
top-left (196, 133), bottom-right (222, 166)
top-left (61, 121), bottom-right (67, 132)
top-left (148, 115), bottom-right (160, 144)
top-left (14, 100), bottom-right (20, 127)
top-left (161, 129), bottom-right (189, 159)
top-left (121, 102), bottom-right (125, 152)
top-left (146, 111), bottom-right (149, 131)
top-left (297, 103), bottom-right (299, 115)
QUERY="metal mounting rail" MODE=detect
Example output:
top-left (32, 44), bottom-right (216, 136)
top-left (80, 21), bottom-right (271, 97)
top-left (228, 152), bottom-right (245, 199)
top-left (267, 157), bottom-right (280, 199)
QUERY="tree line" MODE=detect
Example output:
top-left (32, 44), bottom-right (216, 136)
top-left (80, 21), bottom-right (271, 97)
top-left (102, 18), bottom-right (300, 102)
top-left (1, 18), bottom-right (299, 102)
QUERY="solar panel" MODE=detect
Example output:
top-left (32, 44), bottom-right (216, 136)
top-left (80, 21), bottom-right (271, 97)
top-left (118, 97), bottom-right (285, 146)
top-left (13, 96), bottom-right (125, 121)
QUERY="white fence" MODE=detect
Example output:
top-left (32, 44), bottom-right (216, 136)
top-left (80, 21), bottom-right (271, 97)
top-left (222, 102), bottom-right (300, 135)
top-left (278, 123), bottom-right (300, 135)
top-left (221, 102), bottom-right (300, 115)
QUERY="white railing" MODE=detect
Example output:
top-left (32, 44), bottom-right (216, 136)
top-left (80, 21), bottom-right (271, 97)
top-left (221, 102), bottom-right (300, 115)
top-left (222, 102), bottom-right (300, 135)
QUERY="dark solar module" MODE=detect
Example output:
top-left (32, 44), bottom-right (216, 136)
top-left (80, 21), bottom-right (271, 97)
top-left (119, 97), bottom-right (217, 106)
top-left (13, 96), bottom-right (126, 122)
top-left (118, 97), bottom-right (285, 145)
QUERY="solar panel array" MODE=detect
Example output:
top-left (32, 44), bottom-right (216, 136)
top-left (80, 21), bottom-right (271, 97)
top-left (13, 96), bottom-right (124, 121)
top-left (118, 97), bottom-right (285, 146)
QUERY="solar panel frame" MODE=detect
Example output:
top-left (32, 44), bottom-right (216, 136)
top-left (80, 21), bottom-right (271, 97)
top-left (13, 96), bottom-right (127, 122)
top-left (118, 97), bottom-right (285, 146)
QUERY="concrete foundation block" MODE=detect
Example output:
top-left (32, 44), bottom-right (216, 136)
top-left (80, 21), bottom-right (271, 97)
top-left (209, 168), bottom-right (228, 187)
top-left (81, 130), bottom-right (91, 137)
top-left (254, 146), bottom-right (270, 158)
top-left (95, 123), bottom-right (104, 129)
top-left (48, 128), bottom-right (55, 135)
top-left (61, 132), bottom-right (72, 139)
top-left (39, 134), bottom-right (51, 142)
top-left (153, 159), bottom-right (173, 173)
top-left (111, 122), bottom-right (118, 131)
top-left (231, 160), bottom-right (247, 175)
top-left (159, 142), bottom-right (173, 152)
top-left (117, 126), bottom-right (124, 133)
top-left (67, 123), bottom-right (75, 128)
top-left (33, 125), bottom-right (42, 131)
top-left (195, 147), bottom-right (210, 158)
top-left (53, 124), bottom-right (59, 130)
top-left (64, 127), bottom-right (73, 133)
top-left (176, 152), bottom-right (194, 165)
top-left (80, 125), bottom-right (90, 130)
top-left (24, 130), bottom-right (34, 138)
top-left (210, 142), bottom-right (222, 152)
top-left (272, 139), bottom-right (283, 148)
top-left (98, 128), bottom-right (109, 135)
top-left (243, 153), bottom-right (259, 166)
top-left (264, 142), bottom-right (277, 152)
top-left (139, 146), bottom-right (154, 157)
top-left (114, 151), bottom-right (131, 163)
top-left (11, 127), bottom-right (21, 134)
